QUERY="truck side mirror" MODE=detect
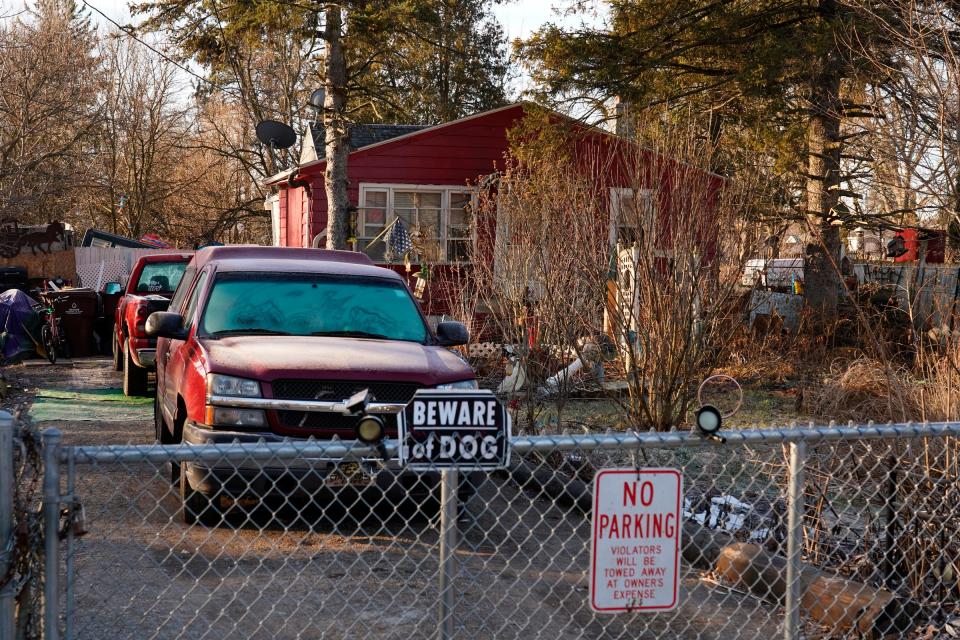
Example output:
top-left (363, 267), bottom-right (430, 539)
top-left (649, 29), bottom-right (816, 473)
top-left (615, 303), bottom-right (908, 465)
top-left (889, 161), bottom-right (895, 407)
top-left (146, 311), bottom-right (188, 340)
top-left (104, 282), bottom-right (122, 295)
top-left (435, 321), bottom-right (469, 347)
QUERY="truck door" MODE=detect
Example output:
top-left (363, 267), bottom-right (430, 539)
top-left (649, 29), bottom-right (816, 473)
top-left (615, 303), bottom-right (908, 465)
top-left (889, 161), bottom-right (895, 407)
top-left (157, 268), bottom-right (205, 427)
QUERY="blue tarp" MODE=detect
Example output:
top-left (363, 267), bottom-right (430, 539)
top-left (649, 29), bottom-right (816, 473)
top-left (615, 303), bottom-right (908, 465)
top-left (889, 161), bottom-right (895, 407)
top-left (0, 289), bottom-right (39, 361)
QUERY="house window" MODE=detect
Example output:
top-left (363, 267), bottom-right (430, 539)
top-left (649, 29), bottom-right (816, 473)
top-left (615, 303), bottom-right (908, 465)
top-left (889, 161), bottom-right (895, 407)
top-left (610, 187), bottom-right (655, 248)
top-left (358, 185), bottom-right (474, 263)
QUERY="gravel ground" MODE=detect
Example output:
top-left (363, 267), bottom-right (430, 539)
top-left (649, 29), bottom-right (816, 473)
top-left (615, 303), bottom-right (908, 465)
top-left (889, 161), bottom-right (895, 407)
top-left (4, 357), bottom-right (783, 640)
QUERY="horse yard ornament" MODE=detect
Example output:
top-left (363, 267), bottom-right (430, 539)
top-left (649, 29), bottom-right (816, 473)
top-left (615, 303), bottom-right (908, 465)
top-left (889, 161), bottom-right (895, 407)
top-left (0, 221), bottom-right (68, 258)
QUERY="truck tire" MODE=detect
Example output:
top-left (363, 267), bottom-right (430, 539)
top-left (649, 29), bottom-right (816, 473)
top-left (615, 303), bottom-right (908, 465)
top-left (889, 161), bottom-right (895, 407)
top-left (123, 340), bottom-right (149, 397)
top-left (112, 328), bottom-right (122, 371)
top-left (180, 465), bottom-right (222, 526)
top-left (155, 394), bottom-right (180, 486)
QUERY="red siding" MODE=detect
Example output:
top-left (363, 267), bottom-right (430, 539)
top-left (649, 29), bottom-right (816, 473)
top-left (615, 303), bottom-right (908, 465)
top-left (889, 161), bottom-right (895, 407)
top-left (302, 104), bottom-right (524, 241)
top-left (278, 189), bottom-right (288, 247)
top-left (270, 103), bottom-right (723, 318)
top-left (285, 187), bottom-right (306, 248)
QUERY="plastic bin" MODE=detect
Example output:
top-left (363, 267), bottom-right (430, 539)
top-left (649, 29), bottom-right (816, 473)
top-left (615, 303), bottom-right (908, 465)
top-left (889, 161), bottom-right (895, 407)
top-left (95, 291), bottom-right (122, 354)
top-left (41, 289), bottom-right (98, 357)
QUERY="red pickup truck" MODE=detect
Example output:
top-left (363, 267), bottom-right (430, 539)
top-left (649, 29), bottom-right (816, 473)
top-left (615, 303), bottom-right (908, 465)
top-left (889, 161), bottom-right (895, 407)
top-left (112, 253), bottom-right (193, 396)
top-left (146, 246), bottom-right (476, 525)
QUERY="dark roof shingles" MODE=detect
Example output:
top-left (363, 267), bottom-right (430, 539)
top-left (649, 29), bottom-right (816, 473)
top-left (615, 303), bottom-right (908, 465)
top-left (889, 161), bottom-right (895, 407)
top-left (310, 123), bottom-right (429, 151)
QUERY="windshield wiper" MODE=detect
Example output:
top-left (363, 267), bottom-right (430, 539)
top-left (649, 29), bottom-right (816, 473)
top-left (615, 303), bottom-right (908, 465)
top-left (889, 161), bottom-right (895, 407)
top-left (211, 328), bottom-right (292, 337)
top-left (310, 330), bottom-right (390, 340)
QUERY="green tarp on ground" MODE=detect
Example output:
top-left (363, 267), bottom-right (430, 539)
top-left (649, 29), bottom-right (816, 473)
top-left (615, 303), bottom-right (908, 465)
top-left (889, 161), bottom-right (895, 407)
top-left (29, 388), bottom-right (153, 423)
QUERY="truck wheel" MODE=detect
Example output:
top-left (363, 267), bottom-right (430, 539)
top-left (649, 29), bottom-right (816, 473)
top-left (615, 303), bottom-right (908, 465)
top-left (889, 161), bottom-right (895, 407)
top-left (123, 341), bottom-right (148, 397)
top-left (180, 465), bottom-right (221, 526)
top-left (112, 328), bottom-right (122, 371)
top-left (154, 394), bottom-right (180, 486)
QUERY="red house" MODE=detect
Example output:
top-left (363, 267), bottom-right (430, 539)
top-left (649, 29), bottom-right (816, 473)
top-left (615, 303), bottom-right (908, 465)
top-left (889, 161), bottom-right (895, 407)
top-left (264, 102), bottom-right (722, 318)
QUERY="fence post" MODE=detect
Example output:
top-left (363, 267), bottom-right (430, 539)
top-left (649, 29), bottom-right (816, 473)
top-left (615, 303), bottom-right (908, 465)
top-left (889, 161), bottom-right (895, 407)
top-left (784, 440), bottom-right (806, 640)
top-left (64, 449), bottom-right (75, 640)
top-left (42, 428), bottom-right (62, 640)
top-left (0, 411), bottom-right (15, 640)
top-left (437, 468), bottom-right (458, 640)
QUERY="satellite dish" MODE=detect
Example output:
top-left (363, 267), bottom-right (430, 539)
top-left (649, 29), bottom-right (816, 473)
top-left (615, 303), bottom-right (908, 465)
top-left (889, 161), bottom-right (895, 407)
top-left (308, 88), bottom-right (325, 110)
top-left (255, 120), bottom-right (297, 150)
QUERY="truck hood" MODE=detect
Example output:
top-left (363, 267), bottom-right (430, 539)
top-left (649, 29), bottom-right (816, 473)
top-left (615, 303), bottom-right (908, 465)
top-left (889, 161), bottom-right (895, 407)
top-left (199, 335), bottom-right (474, 386)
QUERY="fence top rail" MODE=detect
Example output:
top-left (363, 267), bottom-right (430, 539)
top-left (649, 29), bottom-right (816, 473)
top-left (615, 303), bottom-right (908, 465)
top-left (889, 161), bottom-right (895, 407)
top-left (46, 421), bottom-right (960, 465)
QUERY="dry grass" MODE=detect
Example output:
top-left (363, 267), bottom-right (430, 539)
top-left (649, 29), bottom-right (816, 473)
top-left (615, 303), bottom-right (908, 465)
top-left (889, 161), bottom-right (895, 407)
top-left (801, 357), bottom-right (919, 423)
top-left (915, 343), bottom-right (960, 422)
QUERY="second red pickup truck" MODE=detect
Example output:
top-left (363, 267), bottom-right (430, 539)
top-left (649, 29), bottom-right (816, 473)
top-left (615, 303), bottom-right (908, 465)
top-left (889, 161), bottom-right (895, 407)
top-left (113, 252), bottom-right (193, 396)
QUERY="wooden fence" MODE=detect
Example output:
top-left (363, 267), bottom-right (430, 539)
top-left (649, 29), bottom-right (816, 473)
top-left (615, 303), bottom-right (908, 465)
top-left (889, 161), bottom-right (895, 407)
top-left (73, 247), bottom-right (187, 288)
top-left (855, 262), bottom-right (960, 329)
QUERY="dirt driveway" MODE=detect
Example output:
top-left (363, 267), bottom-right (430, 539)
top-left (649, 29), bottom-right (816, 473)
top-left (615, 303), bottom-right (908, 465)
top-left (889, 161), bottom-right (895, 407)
top-left (6, 357), bottom-right (782, 640)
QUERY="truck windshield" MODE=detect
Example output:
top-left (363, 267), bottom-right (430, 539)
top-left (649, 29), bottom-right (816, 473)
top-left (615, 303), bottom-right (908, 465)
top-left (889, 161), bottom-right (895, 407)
top-left (135, 262), bottom-right (188, 294)
top-left (200, 273), bottom-right (428, 343)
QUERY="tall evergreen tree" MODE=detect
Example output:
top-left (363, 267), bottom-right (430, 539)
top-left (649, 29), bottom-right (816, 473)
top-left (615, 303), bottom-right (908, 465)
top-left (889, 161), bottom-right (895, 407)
top-left (520, 0), bottom-right (907, 323)
top-left (134, 0), bottom-right (509, 249)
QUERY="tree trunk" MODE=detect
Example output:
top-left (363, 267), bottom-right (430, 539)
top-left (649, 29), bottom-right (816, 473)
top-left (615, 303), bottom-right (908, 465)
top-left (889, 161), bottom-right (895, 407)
top-left (804, 1), bottom-right (843, 328)
top-left (323, 5), bottom-right (350, 250)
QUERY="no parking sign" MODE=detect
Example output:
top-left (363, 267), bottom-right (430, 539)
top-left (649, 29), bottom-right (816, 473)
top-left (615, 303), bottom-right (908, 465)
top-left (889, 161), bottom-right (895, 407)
top-left (590, 469), bottom-right (683, 613)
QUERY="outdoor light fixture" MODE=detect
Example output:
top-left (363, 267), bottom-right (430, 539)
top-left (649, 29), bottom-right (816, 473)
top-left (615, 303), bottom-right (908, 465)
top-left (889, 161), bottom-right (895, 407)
top-left (695, 405), bottom-right (723, 436)
top-left (345, 388), bottom-right (372, 415)
top-left (355, 415), bottom-right (385, 444)
top-left (341, 389), bottom-right (389, 458)
top-left (694, 375), bottom-right (743, 444)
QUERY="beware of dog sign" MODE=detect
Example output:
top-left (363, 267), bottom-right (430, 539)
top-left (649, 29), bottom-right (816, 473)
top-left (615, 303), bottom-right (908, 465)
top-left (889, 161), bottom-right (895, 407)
top-left (398, 389), bottom-right (511, 470)
top-left (590, 469), bottom-right (683, 613)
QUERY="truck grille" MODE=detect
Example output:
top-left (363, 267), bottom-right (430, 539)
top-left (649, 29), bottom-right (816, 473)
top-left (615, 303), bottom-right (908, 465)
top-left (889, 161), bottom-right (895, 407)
top-left (270, 380), bottom-right (420, 433)
top-left (271, 380), bottom-right (421, 404)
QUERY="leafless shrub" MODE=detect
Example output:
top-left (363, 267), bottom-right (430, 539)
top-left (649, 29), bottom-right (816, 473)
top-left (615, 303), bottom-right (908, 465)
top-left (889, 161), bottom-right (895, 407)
top-left (466, 129), bottom-right (610, 433)
top-left (459, 112), bottom-right (769, 432)
top-left (606, 120), bottom-right (765, 430)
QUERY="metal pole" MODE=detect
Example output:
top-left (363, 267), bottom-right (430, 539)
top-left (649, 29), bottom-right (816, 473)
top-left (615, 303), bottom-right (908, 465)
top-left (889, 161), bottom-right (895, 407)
top-left (784, 441), bottom-right (806, 640)
top-left (43, 429), bottom-right (62, 640)
top-left (64, 450), bottom-right (75, 640)
top-left (437, 469), bottom-right (458, 640)
top-left (0, 411), bottom-right (15, 640)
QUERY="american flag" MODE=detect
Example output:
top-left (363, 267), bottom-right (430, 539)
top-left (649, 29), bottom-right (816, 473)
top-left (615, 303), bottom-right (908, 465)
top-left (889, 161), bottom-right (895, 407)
top-left (389, 218), bottom-right (413, 256)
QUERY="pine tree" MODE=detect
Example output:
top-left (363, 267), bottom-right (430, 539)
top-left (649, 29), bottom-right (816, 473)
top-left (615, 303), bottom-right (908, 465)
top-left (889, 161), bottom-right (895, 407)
top-left (520, 0), bottom-right (910, 323)
top-left (134, 0), bottom-right (510, 249)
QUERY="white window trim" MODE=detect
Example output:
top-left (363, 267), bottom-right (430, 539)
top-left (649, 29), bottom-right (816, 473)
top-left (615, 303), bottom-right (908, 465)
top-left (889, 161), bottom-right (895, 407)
top-left (358, 183), bottom-right (475, 263)
top-left (267, 194), bottom-right (281, 247)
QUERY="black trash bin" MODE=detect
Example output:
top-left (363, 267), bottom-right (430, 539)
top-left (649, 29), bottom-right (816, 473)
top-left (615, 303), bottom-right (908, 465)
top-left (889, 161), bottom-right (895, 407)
top-left (42, 289), bottom-right (98, 357)
top-left (95, 291), bottom-right (122, 355)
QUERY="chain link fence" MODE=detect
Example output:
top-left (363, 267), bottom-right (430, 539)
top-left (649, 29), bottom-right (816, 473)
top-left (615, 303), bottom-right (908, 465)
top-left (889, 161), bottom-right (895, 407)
top-left (5, 420), bottom-right (960, 639)
top-left (0, 411), bottom-right (45, 640)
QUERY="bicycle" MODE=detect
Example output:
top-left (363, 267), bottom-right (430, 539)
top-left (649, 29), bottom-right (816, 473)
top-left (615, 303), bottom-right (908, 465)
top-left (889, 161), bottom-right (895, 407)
top-left (36, 297), bottom-right (69, 364)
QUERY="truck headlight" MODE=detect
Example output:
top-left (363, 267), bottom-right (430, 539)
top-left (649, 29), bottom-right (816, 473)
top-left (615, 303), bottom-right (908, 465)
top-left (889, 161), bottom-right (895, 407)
top-left (436, 379), bottom-right (479, 390)
top-left (206, 406), bottom-right (266, 428)
top-left (207, 373), bottom-right (261, 399)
